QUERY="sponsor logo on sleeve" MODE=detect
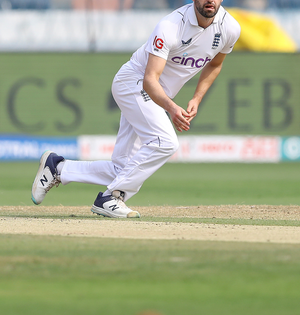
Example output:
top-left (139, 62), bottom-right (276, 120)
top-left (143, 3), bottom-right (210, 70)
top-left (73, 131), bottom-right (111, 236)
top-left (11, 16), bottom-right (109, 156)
top-left (153, 36), bottom-right (164, 51)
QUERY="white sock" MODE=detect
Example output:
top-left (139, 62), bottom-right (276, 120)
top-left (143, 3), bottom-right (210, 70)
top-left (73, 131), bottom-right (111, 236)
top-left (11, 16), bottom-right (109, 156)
top-left (57, 161), bottom-right (65, 175)
top-left (102, 190), bottom-right (111, 197)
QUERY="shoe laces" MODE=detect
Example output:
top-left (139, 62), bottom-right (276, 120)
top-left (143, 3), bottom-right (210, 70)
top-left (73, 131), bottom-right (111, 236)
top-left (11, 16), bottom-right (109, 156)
top-left (111, 191), bottom-right (128, 208)
top-left (112, 190), bottom-right (125, 201)
top-left (45, 175), bottom-right (61, 192)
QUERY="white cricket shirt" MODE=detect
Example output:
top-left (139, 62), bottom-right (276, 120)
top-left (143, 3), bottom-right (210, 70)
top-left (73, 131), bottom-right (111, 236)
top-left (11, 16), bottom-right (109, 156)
top-left (128, 4), bottom-right (241, 99)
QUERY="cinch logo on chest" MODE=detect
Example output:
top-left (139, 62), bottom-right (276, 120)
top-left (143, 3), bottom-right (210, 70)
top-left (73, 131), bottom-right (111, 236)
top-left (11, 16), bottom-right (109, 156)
top-left (171, 56), bottom-right (211, 68)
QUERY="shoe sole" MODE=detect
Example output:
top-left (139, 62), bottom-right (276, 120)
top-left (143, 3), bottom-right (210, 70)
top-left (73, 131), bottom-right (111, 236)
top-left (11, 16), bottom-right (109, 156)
top-left (31, 150), bottom-right (53, 205)
top-left (91, 205), bottom-right (140, 218)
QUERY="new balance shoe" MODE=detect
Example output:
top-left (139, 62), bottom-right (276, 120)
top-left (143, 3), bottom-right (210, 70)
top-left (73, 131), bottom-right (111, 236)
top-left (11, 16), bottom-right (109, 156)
top-left (91, 191), bottom-right (141, 218)
top-left (31, 151), bottom-right (64, 205)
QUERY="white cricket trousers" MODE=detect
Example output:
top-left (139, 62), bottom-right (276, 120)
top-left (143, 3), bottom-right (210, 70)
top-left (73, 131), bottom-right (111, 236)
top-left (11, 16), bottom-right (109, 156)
top-left (60, 62), bottom-right (179, 201)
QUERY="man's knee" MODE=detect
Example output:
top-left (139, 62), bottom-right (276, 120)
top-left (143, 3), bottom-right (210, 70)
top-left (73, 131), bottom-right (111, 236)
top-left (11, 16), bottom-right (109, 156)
top-left (147, 136), bottom-right (179, 156)
top-left (168, 137), bottom-right (179, 155)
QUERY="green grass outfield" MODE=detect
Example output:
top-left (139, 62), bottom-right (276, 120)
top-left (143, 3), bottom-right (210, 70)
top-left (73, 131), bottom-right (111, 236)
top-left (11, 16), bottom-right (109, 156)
top-left (1, 161), bottom-right (300, 206)
top-left (0, 235), bottom-right (300, 315)
top-left (1, 162), bottom-right (300, 315)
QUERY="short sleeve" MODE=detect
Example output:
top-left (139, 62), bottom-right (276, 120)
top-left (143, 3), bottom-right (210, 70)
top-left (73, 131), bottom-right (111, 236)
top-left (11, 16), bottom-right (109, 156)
top-left (221, 18), bottom-right (241, 54)
top-left (145, 20), bottom-right (177, 60)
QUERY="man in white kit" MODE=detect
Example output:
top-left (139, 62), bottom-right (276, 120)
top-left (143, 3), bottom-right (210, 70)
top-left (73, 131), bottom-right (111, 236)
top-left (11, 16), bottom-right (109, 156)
top-left (31, 0), bottom-right (240, 218)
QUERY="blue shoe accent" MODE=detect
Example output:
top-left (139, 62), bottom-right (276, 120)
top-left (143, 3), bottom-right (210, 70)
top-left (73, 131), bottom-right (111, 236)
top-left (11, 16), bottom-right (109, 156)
top-left (31, 194), bottom-right (38, 205)
top-left (91, 191), bottom-right (141, 218)
top-left (45, 152), bottom-right (64, 176)
top-left (31, 150), bottom-right (64, 205)
top-left (93, 192), bottom-right (114, 208)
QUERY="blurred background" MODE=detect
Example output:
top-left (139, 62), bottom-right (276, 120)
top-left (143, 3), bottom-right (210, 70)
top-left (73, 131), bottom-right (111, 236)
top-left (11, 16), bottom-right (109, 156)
top-left (0, 0), bottom-right (299, 10)
top-left (0, 0), bottom-right (299, 163)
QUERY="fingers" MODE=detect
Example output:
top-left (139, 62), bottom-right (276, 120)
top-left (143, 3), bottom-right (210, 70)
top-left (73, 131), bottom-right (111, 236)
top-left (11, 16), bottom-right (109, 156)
top-left (186, 113), bottom-right (196, 123)
top-left (186, 101), bottom-right (198, 123)
top-left (186, 108), bottom-right (197, 123)
top-left (173, 101), bottom-right (198, 130)
top-left (182, 108), bottom-right (191, 118)
top-left (174, 113), bottom-right (190, 132)
top-left (170, 105), bottom-right (191, 132)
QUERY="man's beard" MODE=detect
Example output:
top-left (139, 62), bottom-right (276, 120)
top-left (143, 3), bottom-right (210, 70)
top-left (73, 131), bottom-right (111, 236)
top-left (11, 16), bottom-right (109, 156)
top-left (195, 2), bottom-right (219, 18)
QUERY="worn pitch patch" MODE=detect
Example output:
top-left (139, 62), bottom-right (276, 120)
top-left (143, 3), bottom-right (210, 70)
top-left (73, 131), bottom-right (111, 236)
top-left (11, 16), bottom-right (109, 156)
top-left (1, 217), bottom-right (300, 244)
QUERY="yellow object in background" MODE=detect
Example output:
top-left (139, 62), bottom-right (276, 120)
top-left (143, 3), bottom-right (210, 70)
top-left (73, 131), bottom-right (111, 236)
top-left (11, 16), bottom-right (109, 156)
top-left (227, 8), bottom-right (297, 52)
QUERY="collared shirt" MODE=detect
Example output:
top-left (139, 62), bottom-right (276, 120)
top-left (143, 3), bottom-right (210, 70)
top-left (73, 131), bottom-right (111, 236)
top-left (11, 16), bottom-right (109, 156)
top-left (128, 4), bottom-right (241, 99)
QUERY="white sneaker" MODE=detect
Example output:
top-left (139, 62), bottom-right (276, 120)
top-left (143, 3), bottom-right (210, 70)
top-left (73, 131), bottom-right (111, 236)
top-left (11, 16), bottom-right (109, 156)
top-left (91, 191), bottom-right (141, 218)
top-left (31, 151), bottom-right (64, 205)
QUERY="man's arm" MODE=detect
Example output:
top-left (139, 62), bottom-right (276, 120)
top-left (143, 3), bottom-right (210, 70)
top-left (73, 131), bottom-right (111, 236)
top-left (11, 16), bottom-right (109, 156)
top-left (186, 52), bottom-right (227, 122)
top-left (143, 53), bottom-right (191, 132)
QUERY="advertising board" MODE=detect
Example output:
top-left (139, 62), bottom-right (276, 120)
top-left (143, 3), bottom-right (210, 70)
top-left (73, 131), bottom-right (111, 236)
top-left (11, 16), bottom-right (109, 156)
top-left (78, 135), bottom-right (281, 163)
top-left (0, 135), bottom-right (78, 160)
top-left (0, 53), bottom-right (299, 137)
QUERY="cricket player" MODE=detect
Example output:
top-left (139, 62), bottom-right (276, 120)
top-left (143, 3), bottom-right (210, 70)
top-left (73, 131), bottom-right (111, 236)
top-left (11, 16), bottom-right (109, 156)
top-left (31, 0), bottom-right (241, 218)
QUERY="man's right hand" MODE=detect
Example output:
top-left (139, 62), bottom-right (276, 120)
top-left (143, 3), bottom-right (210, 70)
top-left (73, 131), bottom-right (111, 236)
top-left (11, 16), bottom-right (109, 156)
top-left (169, 104), bottom-right (191, 132)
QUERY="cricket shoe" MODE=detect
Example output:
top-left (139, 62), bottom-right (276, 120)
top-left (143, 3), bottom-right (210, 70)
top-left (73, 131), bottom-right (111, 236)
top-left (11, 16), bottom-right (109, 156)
top-left (91, 191), bottom-right (141, 218)
top-left (31, 151), bottom-right (64, 205)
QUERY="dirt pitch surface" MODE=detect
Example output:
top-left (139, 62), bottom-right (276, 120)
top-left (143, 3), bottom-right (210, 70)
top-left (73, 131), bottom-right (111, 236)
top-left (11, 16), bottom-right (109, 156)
top-left (1, 205), bottom-right (300, 244)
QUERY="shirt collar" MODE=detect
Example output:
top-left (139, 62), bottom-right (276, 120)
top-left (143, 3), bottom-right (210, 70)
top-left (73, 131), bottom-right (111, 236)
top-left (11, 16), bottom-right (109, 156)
top-left (187, 4), bottom-right (223, 27)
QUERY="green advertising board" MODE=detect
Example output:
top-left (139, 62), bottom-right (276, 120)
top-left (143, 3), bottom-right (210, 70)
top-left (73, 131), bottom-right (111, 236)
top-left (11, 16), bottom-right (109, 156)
top-left (0, 52), bottom-right (299, 136)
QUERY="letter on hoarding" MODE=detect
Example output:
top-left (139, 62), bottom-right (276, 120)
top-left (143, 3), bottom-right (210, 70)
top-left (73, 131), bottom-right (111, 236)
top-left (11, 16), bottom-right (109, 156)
top-left (228, 79), bottom-right (252, 132)
top-left (7, 77), bottom-right (45, 132)
top-left (263, 79), bottom-right (292, 131)
top-left (55, 78), bottom-right (83, 132)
